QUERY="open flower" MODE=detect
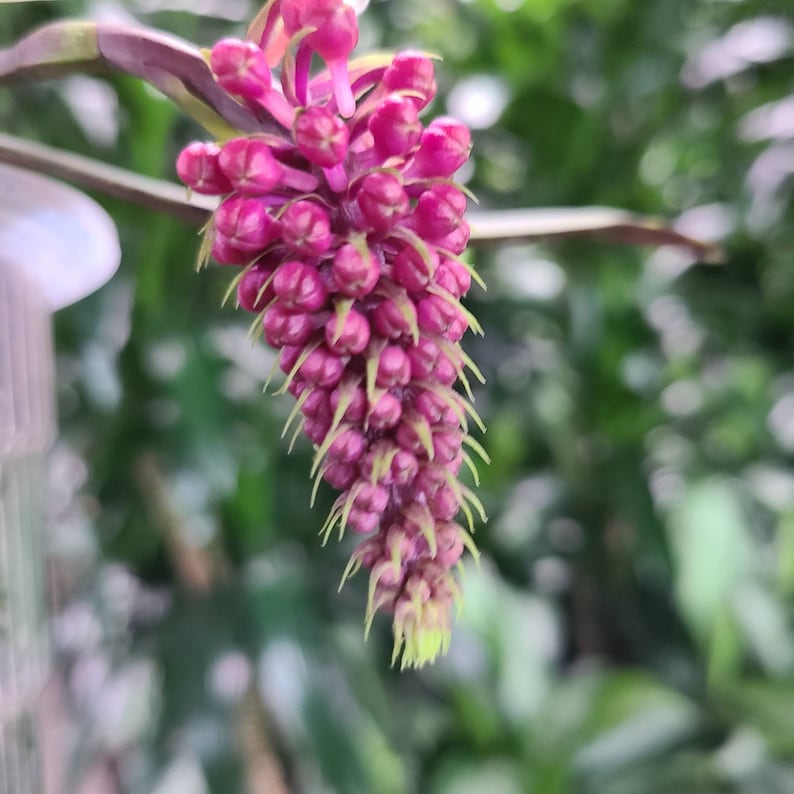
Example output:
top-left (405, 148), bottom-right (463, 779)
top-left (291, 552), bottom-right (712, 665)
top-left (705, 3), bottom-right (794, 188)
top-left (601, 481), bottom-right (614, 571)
top-left (176, 0), bottom-right (486, 668)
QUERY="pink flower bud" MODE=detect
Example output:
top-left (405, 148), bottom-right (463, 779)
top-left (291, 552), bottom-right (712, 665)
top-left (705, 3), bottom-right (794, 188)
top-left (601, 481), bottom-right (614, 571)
top-left (237, 264), bottom-right (276, 311)
top-left (288, 380), bottom-right (307, 400)
top-left (392, 245), bottom-right (438, 292)
top-left (281, 200), bottom-right (333, 255)
top-left (219, 138), bottom-right (284, 195)
top-left (407, 338), bottom-right (457, 385)
top-left (432, 429), bottom-right (462, 464)
top-left (411, 118), bottom-right (471, 178)
top-left (347, 509), bottom-right (380, 534)
top-left (299, 346), bottom-right (346, 387)
top-left (402, 570), bottom-right (432, 603)
top-left (385, 523), bottom-right (419, 565)
top-left (328, 427), bottom-right (367, 463)
top-left (391, 449), bottom-right (420, 485)
top-left (323, 462), bottom-right (357, 490)
top-left (211, 234), bottom-right (251, 265)
top-left (426, 486), bottom-right (460, 521)
top-left (330, 384), bottom-right (367, 422)
top-left (280, 345), bottom-right (303, 374)
top-left (383, 51), bottom-right (437, 110)
top-left (210, 38), bottom-right (272, 98)
top-left (305, 417), bottom-right (332, 444)
top-left (396, 413), bottom-right (433, 458)
top-left (368, 95), bottom-right (422, 159)
top-left (263, 304), bottom-right (315, 347)
top-left (434, 258), bottom-right (471, 298)
top-left (413, 389), bottom-right (458, 426)
top-left (434, 522), bottom-right (465, 566)
top-left (410, 184), bottom-right (467, 240)
top-left (361, 441), bottom-right (400, 485)
top-left (367, 391), bottom-right (403, 430)
top-left (294, 106), bottom-right (349, 167)
top-left (325, 309), bottom-right (371, 355)
top-left (413, 464), bottom-right (445, 495)
top-left (355, 172), bottom-right (409, 233)
top-left (434, 220), bottom-right (471, 255)
top-left (352, 482), bottom-right (389, 513)
top-left (372, 296), bottom-right (417, 339)
top-left (417, 295), bottom-right (468, 341)
top-left (352, 536), bottom-right (385, 568)
top-left (331, 244), bottom-right (380, 297)
top-left (176, 142), bottom-right (232, 195)
top-left (273, 261), bottom-right (328, 311)
top-left (375, 345), bottom-right (411, 388)
top-left (215, 196), bottom-right (279, 251)
top-left (300, 388), bottom-right (332, 421)
top-left (370, 557), bottom-right (406, 590)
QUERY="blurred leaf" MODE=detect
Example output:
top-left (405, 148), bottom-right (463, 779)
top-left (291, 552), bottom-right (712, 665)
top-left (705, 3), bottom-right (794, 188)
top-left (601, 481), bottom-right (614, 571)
top-left (0, 21), bottom-right (261, 136)
top-left (667, 478), bottom-right (756, 683)
top-left (717, 679), bottom-right (794, 755)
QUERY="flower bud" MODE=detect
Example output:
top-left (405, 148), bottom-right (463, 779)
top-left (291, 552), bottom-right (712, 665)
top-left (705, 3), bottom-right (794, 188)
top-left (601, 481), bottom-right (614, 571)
top-left (215, 196), bottom-right (279, 251)
top-left (294, 106), bottom-right (349, 167)
top-left (347, 509), bottom-right (380, 534)
top-left (210, 38), bottom-right (272, 98)
top-left (375, 345), bottom-right (411, 388)
top-left (411, 118), bottom-right (471, 178)
top-left (396, 413), bottom-right (433, 459)
top-left (417, 294), bottom-right (468, 341)
top-left (323, 462), bottom-right (357, 490)
top-left (176, 142), bottom-right (232, 195)
top-left (410, 184), bottom-right (467, 240)
top-left (367, 391), bottom-right (403, 430)
top-left (434, 258), bottom-right (471, 298)
top-left (435, 220), bottom-right (471, 255)
top-left (392, 245), bottom-right (438, 292)
top-left (305, 417), bottom-right (332, 444)
top-left (300, 388), bottom-right (332, 421)
top-left (273, 261), bottom-right (328, 311)
top-left (280, 345), bottom-right (303, 374)
top-left (332, 243), bottom-right (380, 297)
top-left (328, 427), bottom-right (367, 463)
top-left (373, 296), bottom-right (417, 339)
top-left (219, 138), bottom-right (284, 194)
top-left (330, 383), bottom-right (368, 423)
top-left (325, 309), bottom-right (371, 355)
top-left (368, 95), bottom-right (422, 159)
top-left (413, 389), bottom-right (458, 426)
top-left (299, 346), bottom-right (346, 387)
top-left (434, 522), bottom-right (465, 567)
top-left (383, 51), bottom-right (437, 110)
top-left (352, 482), bottom-right (389, 514)
top-left (432, 429), bottom-right (463, 464)
top-left (237, 264), bottom-right (276, 311)
top-left (263, 303), bottom-right (315, 347)
top-left (281, 200), bottom-right (333, 255)
top-left (355, 172), bottom-right (409, 233)
top-left (391, 449), bottom-right (420, 485)
top-left (211, 234), bottom-right (251, 266)
top-left (407, 338), bottom-right (458, 385)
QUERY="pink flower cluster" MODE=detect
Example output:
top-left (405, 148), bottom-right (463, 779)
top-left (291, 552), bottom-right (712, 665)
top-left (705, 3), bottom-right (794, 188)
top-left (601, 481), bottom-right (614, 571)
top-left (176, 0), bottom-right (487, 668)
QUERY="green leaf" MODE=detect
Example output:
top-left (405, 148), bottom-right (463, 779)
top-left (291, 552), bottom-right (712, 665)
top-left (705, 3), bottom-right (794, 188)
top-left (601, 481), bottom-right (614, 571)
top-left (667, 478), bottom-right (756, 683)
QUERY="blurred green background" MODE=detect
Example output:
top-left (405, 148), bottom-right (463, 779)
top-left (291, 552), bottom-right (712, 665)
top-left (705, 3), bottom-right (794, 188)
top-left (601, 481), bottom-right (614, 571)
top-left (2, 0), bottom-right (794, 792)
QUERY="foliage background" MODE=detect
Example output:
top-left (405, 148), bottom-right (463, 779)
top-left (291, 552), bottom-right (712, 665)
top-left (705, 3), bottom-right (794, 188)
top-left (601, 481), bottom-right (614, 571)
top-left (2, 0), bottom-right (794, 791)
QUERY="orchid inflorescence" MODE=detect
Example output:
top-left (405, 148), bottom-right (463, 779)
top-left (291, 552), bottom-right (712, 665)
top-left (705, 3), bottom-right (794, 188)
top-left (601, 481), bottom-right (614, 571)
top-left (175, 0), bottom-right (487, 668)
